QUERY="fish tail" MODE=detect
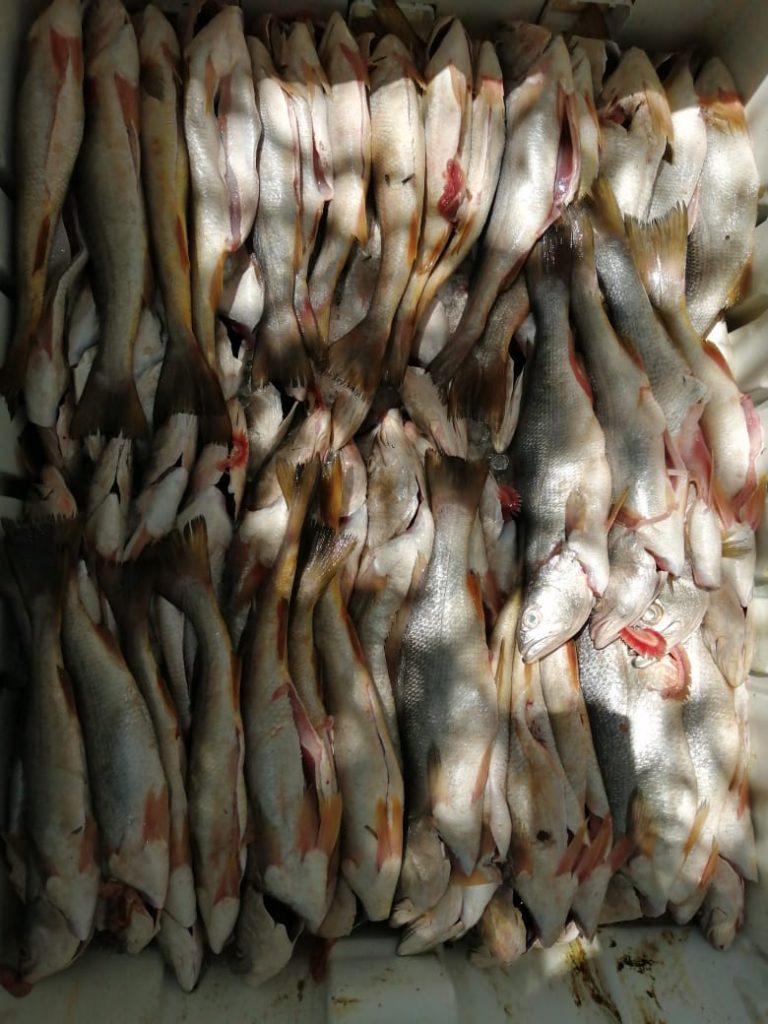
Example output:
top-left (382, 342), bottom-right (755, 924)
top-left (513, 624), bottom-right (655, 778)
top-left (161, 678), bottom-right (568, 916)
top-left (319, 452), bottom-right (343, 530)
top-left (326, 318), bottom-right (387, 400)
top-left (384, 309), bottom-right (416, 389)
top-left (276, 457), bottom-right (320, 538)
top-left (449, 345), bottom-right (508, 437)
top-left (625, 203), bottom-right (688, 315)
top-left (154, 517), bottom-right (212, 590)
top-left (252, 320), bottom-right (314, 390)
top-left (587, 175), bottom-right (625, 239)
top-left (2, 515), bottom-right (78, 603)
top-left (71, 368), bottom-right (148, 439)
top-left (425, 449), bottom-right (487, 514)
top-left (154, 330), bottom-right (230, 445)
top-left (299, 524), bottom-right (355, 606)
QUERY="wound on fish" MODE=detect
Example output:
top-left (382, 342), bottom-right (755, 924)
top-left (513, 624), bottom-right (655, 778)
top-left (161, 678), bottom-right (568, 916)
top-left (438, 158), bottom-right (466, 223)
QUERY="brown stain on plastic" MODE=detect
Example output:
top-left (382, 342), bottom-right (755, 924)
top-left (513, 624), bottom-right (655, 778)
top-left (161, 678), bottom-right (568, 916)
top-left (566, 940), bottom-right (621, 1023)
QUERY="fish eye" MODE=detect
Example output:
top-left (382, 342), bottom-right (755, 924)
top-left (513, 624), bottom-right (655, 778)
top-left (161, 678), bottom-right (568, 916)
top-left (522, 608), bottom-right (541, 630)
top-left (641, 601), bottom-right (663, 626)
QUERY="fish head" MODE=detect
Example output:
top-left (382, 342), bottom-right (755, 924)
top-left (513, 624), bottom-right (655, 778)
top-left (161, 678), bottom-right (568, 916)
top-left (626, 568), bottom-right (708, 652)
top-left (518, 549), bottom-right (594, 662)
top-left (591, 531), bottom-right (659, 648)
top-left (17, 897), bottom-right (82, 988)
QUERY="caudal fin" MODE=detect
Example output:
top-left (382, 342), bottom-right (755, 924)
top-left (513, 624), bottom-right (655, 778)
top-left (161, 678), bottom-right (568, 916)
top-left (625, 203), bottom-right (688, 315)
top-left (154, 330), bottom-right (230, 445)
top-left (296, 524), bottom-right (355, 608)
top-left (326, 318), bottom-right (387, 400)
top-left (252, 318), bottom-right (314, 390)
top-left (425, 450), bottom-right (487, 515)
top-left (71, 369), bottom-right (148, 439)
top-left (586, 175), bottom-right (625, 239)
top-left (151, 517), bottom-right (213, 593)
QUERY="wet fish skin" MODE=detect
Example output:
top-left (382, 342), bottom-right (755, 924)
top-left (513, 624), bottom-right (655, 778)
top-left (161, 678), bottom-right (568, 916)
top-left (326, 34), bottom-right (426, 447)
top-left (396, 452), bottom-right (497, 874)
top-left (2, 520), bottom-right (99, 953)
top-left (138, 4), bottom-right (228, 442)
top-left (686, 60), bottom-right (759, 336)
top-left (429, 32), bottom-right (580, 389)
top-left (597, 48), bottom-right (673, 219)
top-left (310, 14), bottom-right (371, 341)
top-left (71, 0), bottom-right (149, 439)
top-left (61, 566), bottom-right (170, 912)
top-left (185, 7), bottom-right (260, 372)
top-left (152, 519), bottom-right (248, 952)
top-left (0, 0), bottom-right (84, 407)
top-left (648, 58), bottom-right (707, 225)
top-left (591, 526), bottom-right (661, 649)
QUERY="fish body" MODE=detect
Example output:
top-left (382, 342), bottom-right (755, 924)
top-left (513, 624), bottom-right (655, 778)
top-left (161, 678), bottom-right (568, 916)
top-left (686, 60), bottom-right (759, 335)
top-left (138, 4), bottom-right (228, 441)
top-left (85, 437), bottom-right (133, 562)
top-left (396, 452), bottom-right (497, 873)
top-left (1, 0), bottom-right (84, 407)
top-left (71, 0), bottom-right (149, 439)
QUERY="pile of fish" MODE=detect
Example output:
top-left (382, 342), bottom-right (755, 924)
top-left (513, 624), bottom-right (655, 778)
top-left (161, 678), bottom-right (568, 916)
top-left (0, 0), bottom-right (762, 997)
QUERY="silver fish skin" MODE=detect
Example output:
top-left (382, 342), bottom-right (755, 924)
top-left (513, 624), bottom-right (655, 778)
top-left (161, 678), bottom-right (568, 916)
top-left (154, 519), bottom-right (248, 953)
top-left (2, 521), bottom-right (99, 952)
top-left (0, 0), bottom-right (84, 408)
top-left (597, 48), bottom-right (673, 219)
top-left (61, 569), bottom-right (170, 911)
top-left (576, 630), bottom-right (699, 915)
top-left (429, 32), bottom-right (581, 389)
top-left (648, 58), bottom-right (707, 225)
top-left (591, 526), bottom-right (661, 650)
top-left (396, 452), bottom-right (497, 874)
top-left (570, 209), bottom-right (682, 575)
top-left (587, 176), bottom-right (708, 438)
top-left (248, 36), bottom-right (312, 389)
top-left (310, 14), bottom-right (371, 341)
top-left (185, 7), bottom-right (260, 371)
top-left (569, 41), bottom-right (600, 199)
top-left (697, 858), bottom-right (744, 951)
top-left (686, 60), bottom-right (759, 336)
top-left (326, 34), bottom-right (426, 447)
top-left (386, 17), bottom-right (473, 385)
top-left (510, 226), bottom-right (611, 656)
top-left (668, 631), bottom-right (740, 921)
top-left (71, 0), bottom-right (149, 439)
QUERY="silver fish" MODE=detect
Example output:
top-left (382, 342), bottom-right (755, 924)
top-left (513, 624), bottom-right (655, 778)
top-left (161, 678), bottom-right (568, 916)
top-left (591, 526), bottom-right (661, 650)
top-left (622, 565), bottom-right (708, 659)
top-left (697, 857), bottom-right (744, 951)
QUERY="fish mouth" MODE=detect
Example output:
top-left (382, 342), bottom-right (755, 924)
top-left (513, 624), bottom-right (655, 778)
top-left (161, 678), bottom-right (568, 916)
top-left (519, 632), bottom-right (562, 663)
top-left (590, 614), bottom-right (625, 649)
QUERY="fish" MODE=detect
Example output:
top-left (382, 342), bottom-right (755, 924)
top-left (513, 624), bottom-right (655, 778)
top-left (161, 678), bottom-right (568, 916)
top-left (314, 876), bottom-right (357, 939)
top-left (233, 876), bottom-right (302, 986)
top-left (413, 40), bottom-right (505, 335)
top-left (243, 384), bottom-right (297, 479)
top-left (501, 592), bottom-right (580, 947)
top-left (26, 464), bottom-right (78, 523)
top-left (576, 629), bottom-right (699, 916)
top-left (99, 561), bottom-right (197, 949)
top-left (309, 14), bottom-right (371, 341)
top-left (401, 367), bottom-right (468, 458)
top-left (219, 247), bottom-right (264, 334)
top-left (123, 413), bottom-right (199, 561)
top-left (326, 34), bottom-right (426, 447)
top-left (391, 816), bottom-right (451, 928)
top-left (701, 583), bottom-right (753, 687)
top-left (396, 451), bottom-right (497, 873)
top-left (396, 880), bottom-right (464, 955)
top-left (279, 21), bottom-right (334, 362)
top-left (362, 409), bottom-right (424, 553)
top-left (152, 518), bottom-right (248, 953)
top-left (587, 176), bottom-right (708, 438)
top-left (648, 58), bottom-right (708, 225)
top-left (686, 485), bottom-right (723, 590)
top-left (0, 0), bottom-right (84, 408)
top-left (184, 6), bottom-right (260, 376)
top-left (71, 0), bottom-right (149, 439)
top-left (61, 561), bottom-right (170, 912)
top-left (686, 59), bottom-right (759, 336)
top-left (354, 500), bottom-right (435, 759)
top-left (697, 857), bottom-right (744, 951)
top-left (597, 48), bottom-right (673, 219)
top-left (626, 204), bottom-right (763, 525)
top-left (327, 211), bottom-right (382, 344)
top-left (24, 233), bottom-right (87, 429)
top-left (590, 526), bottom-right (661, 649)
top-left (153, 595), bottom-right (191, 738)
top-left (316, 556), bottom-right (404, 920)
top-left (386, 18), bottom-right (473, 385)
top-left (429, 31), bottom-right (580, 390)
top-left (510, 226), bottom-right (611, 658)
top-left (241, 459), bottom-right (340, 930)
top-left (621, 565), bottom-right (708, 659)
top-left (248, 36), bottom-right (314, 388)
top-left (137, 4), bottom-right (228, 443)
top-left (668, 631), bottom-right (740, 922)
top-left (155, 918), bottom-right (204, 993)
top-left (470, 887), bottom-right (527, 967)
top-left (84, 438), bottom-right (133, 562)
top-left (0, 520), bottom-right (99, 990)
top-left (449, 279), bottom-right (529, 440)
top-left (715, 683), bottom-right (757, 882)
top-left (568, 40), bottom-right (601, 199)
top-left (570, 209), bottom-right (683, 575)
top-left (598, 874), bottom-right (643, 925)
